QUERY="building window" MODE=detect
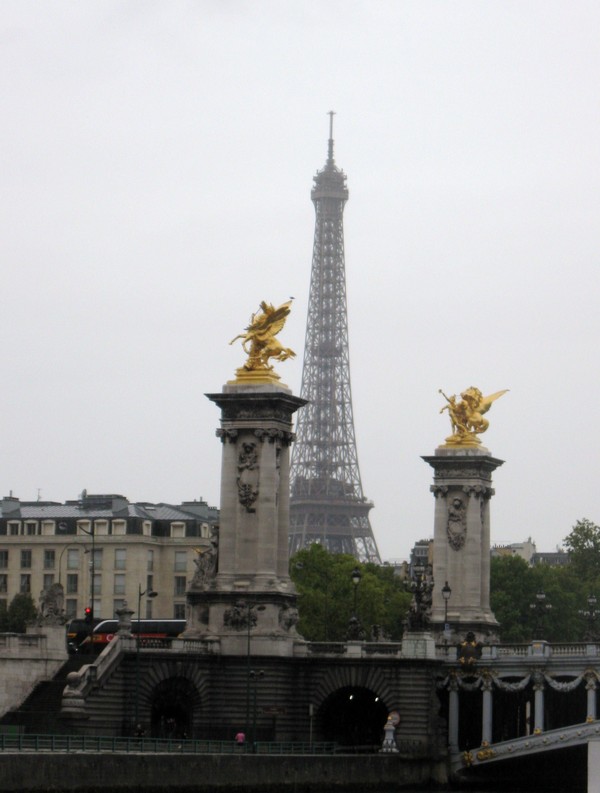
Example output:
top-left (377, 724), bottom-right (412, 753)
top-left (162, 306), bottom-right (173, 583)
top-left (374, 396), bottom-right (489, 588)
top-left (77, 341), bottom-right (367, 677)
top-left (77, 521), bottom-right (91, 537)
top-left (20, 574), bottom-right (31, 593)
top-left (41, 521), bottom-right (55, 536)
top-left (25, 523), bottom-right (38, 536)
top-left (0, 574), bottom-right (7, 593)
top-left (92, 574), bottom-right (102, 596)
top-left (0, 551), bottom-right (8, 569)
top-left (114, 574), bottom-right (126, 595)
top-left (174, 576), bottom-right (187, 596)
top-left (67, 549), bottom-right (79, 570)
top-left (174, 551), bottom-right (187, 572)
top-left (145, 599), bottom-right (153, 619)
top-left (114, 549), bottom-right (126, 571)
top-left (113, 599), bottom-right (126, 615)
top-left (147, 574), bottom-right (154, 593)
top-left (92, 548), bottom-right (103, 570)
top-left (9, 523), bottom-right (20, 536)
top-left (65, 599), bottom-right (77, 619)
top-left (43, 574), bottom-right (55, 590)
top-left (112, 520), bottom-right (126, 536)
top-left (44, 549), bottom-right (56, 569)
top-left (66, 574), bottom-right (78, 594)
top-left (171, 523), bottom-right (185, 538)
top-left (21, 550), bottom-right (32, 569)
top-left (147, 550), bottom-right (154, 572)
top-left (94, 520), bottom-right (109, 536)
top-left (174, 604), bottom-right (186, 620)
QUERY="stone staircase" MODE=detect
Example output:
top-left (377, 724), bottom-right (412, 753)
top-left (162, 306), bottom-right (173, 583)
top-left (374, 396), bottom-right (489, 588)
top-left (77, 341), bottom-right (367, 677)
top-left (0, 655), bottom-right (89, 734)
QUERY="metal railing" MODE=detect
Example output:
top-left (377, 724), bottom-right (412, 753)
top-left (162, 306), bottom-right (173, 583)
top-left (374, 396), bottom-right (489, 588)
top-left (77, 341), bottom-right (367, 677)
top-left (0, 734), bottom-right (340, 755)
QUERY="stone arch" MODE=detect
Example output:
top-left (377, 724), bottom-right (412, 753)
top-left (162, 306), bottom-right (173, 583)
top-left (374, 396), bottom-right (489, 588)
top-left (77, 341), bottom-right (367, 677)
top-left (311, 664), bottom-right (398, 713)
top-left (135, 658), bottom-right (209, 738)
top-left (151, 677), bottom-right (198, 739)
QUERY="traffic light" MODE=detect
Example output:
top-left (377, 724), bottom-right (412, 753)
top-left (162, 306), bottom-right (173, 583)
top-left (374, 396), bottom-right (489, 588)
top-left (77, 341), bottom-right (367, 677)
top-left (84, 606), bottom-right (93, 624)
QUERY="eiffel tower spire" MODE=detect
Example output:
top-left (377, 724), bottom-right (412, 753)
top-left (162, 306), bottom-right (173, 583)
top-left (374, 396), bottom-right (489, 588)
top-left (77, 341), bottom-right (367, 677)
top-left (289, 115), bottom-right (381, 564)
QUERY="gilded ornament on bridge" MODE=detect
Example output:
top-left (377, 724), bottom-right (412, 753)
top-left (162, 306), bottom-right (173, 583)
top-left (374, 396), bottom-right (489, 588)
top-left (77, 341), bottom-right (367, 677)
top-left (230, 300), bottom-right (296, 384)
top-left (439, 387), bottom-right (508, 447)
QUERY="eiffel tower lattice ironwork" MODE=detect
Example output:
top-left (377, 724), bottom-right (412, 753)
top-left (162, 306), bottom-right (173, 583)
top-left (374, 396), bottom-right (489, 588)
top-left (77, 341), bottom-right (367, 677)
top-left (289, 115), bottom-right (381, 564)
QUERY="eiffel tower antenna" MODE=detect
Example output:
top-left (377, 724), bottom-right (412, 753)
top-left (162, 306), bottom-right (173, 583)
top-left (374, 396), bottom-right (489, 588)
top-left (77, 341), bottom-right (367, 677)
top-left (289, 116), bottom-right (381, 563)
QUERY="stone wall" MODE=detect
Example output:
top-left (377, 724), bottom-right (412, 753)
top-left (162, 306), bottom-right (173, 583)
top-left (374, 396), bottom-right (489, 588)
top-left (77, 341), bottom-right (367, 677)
top-left (0, 752), bottom-right (447, 792)
top-left (0, 626), bottom-right (67, 717)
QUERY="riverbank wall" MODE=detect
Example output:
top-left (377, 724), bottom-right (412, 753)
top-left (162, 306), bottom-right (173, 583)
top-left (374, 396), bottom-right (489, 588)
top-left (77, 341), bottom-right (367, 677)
top-left (0, 752), bottom-right (448, 792)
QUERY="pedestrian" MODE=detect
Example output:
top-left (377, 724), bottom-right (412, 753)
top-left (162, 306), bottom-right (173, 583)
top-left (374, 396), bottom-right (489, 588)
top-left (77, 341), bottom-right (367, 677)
top-left (235, 730), bottom-right (245, 747)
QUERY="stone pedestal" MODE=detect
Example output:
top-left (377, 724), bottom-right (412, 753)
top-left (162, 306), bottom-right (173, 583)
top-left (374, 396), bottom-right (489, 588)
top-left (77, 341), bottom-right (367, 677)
top-left (422, 446), bottom-right (503, 643)
top-left (401, 631), bottom-right (437, 659)
top-left (184, 382), bottom-right (306, 656)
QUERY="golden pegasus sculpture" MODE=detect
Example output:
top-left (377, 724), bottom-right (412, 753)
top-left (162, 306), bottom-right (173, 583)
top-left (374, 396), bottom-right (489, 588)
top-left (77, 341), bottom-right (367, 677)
top-left (230, 299), bottom-right (296, 383)
top-left (439, 386), bottom-right (508, 447)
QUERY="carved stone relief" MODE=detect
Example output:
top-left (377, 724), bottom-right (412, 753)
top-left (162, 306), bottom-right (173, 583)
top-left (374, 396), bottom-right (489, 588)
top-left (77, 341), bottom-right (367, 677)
top-left (237, 441), bottom-right (259, 512)
top-left (447, 495), bottom-right (467, 551)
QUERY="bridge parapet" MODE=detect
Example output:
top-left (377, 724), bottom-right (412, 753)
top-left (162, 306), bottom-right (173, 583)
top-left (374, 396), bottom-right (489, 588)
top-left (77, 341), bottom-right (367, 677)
top-left (451, 721), bottom-right (600, 774)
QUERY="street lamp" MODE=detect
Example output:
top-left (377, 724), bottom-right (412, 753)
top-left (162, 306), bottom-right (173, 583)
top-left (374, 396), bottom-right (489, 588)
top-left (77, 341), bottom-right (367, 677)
top-left (530, 589), bottom-right (552, 639)
top-left (134, 584), bottom-right (158, 730)
top-left (249, 669), bottom-right (265, 750)
top-left (244, 602), bottom-right (266, 746)
top-left (347, 567), bottom-right (362, 640)
top-left (441, 581), bottom-right (452, 641)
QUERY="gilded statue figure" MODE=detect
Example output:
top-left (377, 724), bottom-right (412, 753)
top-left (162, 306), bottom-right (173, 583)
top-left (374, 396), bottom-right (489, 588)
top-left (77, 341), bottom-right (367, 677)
top-left (439, 387), bottom-right (508, 446)
top-left (230, 300), bottom-right (296, 376)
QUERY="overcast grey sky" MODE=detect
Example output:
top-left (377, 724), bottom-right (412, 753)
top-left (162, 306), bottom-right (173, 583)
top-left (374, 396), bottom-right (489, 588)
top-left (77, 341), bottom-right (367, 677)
top-left (1, 2), bottom-right (598, 561)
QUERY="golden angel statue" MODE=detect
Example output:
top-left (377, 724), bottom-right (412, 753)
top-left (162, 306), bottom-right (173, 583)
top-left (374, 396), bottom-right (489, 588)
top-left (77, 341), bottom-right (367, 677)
top-left (230, 300), bottom-right (296, 375)
top-left (439, 387), bottom-right (508, 446)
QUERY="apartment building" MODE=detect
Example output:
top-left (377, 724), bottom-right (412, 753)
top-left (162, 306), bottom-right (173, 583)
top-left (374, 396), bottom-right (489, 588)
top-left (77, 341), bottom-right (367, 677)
top-left (0, 492), bottom-right (218, 622)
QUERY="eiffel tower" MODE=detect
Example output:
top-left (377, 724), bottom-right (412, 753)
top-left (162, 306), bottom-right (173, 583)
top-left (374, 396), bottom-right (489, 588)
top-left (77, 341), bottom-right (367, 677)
top-left (289, 114), bottom-right (381, 564)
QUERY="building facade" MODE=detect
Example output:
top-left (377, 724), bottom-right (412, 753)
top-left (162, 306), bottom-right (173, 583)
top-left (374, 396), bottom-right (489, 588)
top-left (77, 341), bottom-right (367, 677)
top-left (0, 493), bottom-right (218, 622)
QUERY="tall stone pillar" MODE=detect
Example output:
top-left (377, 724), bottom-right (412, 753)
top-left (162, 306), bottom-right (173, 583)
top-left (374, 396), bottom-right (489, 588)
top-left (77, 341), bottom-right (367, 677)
top-left (185, 381), bottom-right (306, 657)
top-left (423, 446), bottom-right (503, 642)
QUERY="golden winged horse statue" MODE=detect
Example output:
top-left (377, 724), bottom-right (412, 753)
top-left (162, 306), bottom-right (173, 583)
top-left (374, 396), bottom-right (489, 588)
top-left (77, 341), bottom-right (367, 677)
top-left (439, 387), bottom-right (508, 446)
top-left (230, 300), bottom-right (296, 378)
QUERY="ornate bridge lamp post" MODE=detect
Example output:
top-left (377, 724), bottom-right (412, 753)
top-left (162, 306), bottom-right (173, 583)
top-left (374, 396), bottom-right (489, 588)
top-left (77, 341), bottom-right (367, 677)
top-left (347, 566), bottom-right (363, 640)
top-left (530, 590), bottom-right (552, 639)
top-left (405, 563), bottom-right (434, 631)
top-left (579, 594), bottom-right (600, 641)
top-left (134, 584), bottom-right (158, 730)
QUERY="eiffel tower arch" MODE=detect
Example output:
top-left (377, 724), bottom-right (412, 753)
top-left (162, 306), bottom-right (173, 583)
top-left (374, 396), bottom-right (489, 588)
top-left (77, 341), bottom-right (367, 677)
top-left (289, 115), bottom-right (381, 564)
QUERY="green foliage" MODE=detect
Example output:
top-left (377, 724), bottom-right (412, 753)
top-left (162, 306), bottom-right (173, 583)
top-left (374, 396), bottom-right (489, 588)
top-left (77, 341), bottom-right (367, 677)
top-left (563, 518), bottom-right (600, 585)
top-left (490, 554), bottom-right (587, 643)
top-left (290, 545), bottom-right (411, 642)
top-left (3, 593), bottom-right (38, 633)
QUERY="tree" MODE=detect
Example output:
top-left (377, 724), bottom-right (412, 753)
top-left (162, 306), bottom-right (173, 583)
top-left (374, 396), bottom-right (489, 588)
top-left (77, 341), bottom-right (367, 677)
top-left (290, 545), bottom-right (411, 642)
top-left (563, 518), bottom-right (600, 585)
top-left (5, 593), bottom-right (38, 633)
top-left (490, 555), bottom-right (585, 643)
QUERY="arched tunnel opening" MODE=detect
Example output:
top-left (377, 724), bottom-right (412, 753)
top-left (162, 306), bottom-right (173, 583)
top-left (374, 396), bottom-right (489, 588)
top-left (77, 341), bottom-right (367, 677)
top-left (319, 686), bottom-right (388, 748)
top-left (150, 676), bottom-right (197, 739)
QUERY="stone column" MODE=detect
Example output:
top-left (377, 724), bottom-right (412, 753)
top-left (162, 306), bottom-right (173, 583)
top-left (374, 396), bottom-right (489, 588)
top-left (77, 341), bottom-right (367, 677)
top-left (586, 674), bottom-right (597, 722)
top-left (185, 382), bottom-right (306, 657)
top-left (423, 447), bottom-right (503, 642)
top-left (533, 672), bottom-right (545, 733)
top-left (481, 674), bottom-right (493, 745)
